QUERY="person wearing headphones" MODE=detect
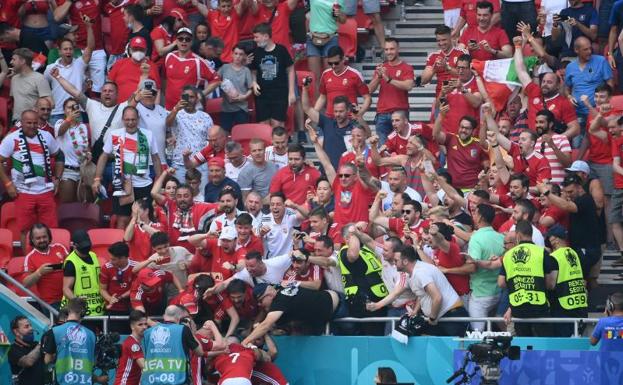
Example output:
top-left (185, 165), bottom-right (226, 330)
top-left (591, 292), bottom-right (623, 351)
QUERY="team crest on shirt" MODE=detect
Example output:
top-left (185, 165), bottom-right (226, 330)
top-left (67, 325), bottom-right (87, 348)
top-left (56, 252), bottom-right (63, 259)
top-left (548, 104), bottom-right (556, 111)
top-left (396, 70), bottom-right (402, 77)
top-left (343, 78), bottom-right (348, 85)
top-left (131, 344), bottom-right (140, 352)
top-left (305, 173), bottom-right (310, 181)
top-left (470, 149), bottom-right (477, 157)
top-left (184, 66), bottom-right (190, 74)
top-left (532, 98), bottom-right (540, 105)
top-left (340, 191), bottom-right (352, 204)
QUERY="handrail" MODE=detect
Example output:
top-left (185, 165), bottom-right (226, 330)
top-left (0, 268), bottom-right (58, 324)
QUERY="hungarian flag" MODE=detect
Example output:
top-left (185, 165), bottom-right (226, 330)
top-left (471, 56), bottom-right (539, 112)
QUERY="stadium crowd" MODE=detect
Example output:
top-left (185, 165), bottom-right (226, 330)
top-left (3, 0), bottom-right (623, 383)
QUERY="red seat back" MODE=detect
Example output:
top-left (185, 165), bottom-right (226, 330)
top-left (0, 228), bottom-right (13, 268)
top-left (204, 97), bottom-right (223, 127)
top-left (24, 228), bottom-right (71, 255)
top-left (57, 203), bottom-right (101, 234)
top-left (0, 201), bottom-right (20, 244)
top-left (338, 17), bottom-right (358, 59)
top-left (5, 256), bottom-right (36, 296)
top-left (87, 228), bottom-right (125, 266)
top-left (231, 123), bottom-right (273, 154)
top-left (610, 95), bottom-right (623, 111)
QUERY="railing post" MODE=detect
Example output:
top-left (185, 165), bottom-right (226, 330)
top-left (486, 320), bottom-right (492, 332)
top-left (103, 317), bottom-right (108, 335)
top-left (573, 320), bottom-right (579, 337)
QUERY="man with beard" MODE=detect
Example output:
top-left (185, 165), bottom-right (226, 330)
top-left (189, 226), bottom-right (247, 281)
top-left (421, 26), bottom-right (466, 99)
top-left (219, 279), bottom-right (259, 331)
top-left (204, 158), bottom-right (243, 208)
top-left (270, 143), bottom-right (320, 205)
top-left (259, 192), bottom-right (302, 258)
top-left (370, 196), bottom-right (428, 242)
top-left (379, 110), bottom-right (436, 158)
top-left (457, 1), bottom-right (511, 61)
top-left (534, 110), bottom-right (572, 184)
top-left (209, 189), bottom-right (244, 233)
top-left (23, 224), bottom-right (68, 311)
top-left (440, 54), bottom-right (483, 135)
top-left (9, 315), bottom-right (46, 385)
top-left (264, 126), bottom-right (289, 169)
top-left (244, 191), bottom-right (264, 230)
top-left (282, 249), bottom-right (324, 290)
top-left (379, 167), bottom-right (422, 211)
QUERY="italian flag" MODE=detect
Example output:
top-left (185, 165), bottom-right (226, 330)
top-left (471, 56), bottom-right (539, 112)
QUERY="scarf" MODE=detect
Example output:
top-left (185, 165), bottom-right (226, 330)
top-left (112, 129), bottom-right (149, 196)
top-left (18, 129), bottom-right (52, 186)
top-left (172, 207), bottom-right (196, 241)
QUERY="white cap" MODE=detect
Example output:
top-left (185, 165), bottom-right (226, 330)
top-left (219, 226), bottom-right (237, 241)
top-left (565, 160), bottom-right (590, 175)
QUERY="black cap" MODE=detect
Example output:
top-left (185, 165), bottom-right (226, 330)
top-left (253, 283), bottom-right (269, 299)
top-left (545, 224), bottom-right (567, 240)
top-left (71, 229), bottom-right (91, 249)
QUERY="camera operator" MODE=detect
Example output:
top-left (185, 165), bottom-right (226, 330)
top-left (113, 310), bottom-right (148, 385)
top-left (42, 298), bottom-right (108, 385)
top-left (142, 305), bottom-right (204, 385)
top-left (9, 316), bottom-right (46, 385)
top-left (591, 292), bottom-right (623, 351)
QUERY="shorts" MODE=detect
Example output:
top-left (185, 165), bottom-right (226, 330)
top-left (220, 378), bottom-right (252, 385)
top-left (306, 35), bottom-right (340, 58)
top-left (343, 0), bottom-right (380, 15)
top-left (61, 167), bottom-right (80, 182)
top-left (444, 8), bottom-right (460, 28)
top-left (112, 184), bottom-right (152, 216)
top-left (610, 188), bottom-right (623, 224)
top-left (589, 162), bottom-right (614, 196)
top-left (255, 97), bottom-right (288, 122)
top-left (16, 191), bottom-right (58, 233)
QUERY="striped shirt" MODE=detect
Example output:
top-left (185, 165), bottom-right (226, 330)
top-left (535, 134), bottom-right (571, 184)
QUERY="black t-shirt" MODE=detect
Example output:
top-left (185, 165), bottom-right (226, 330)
top-left (159, 322), bottom-right (199, 353)
top-left (569, 193), bottom-right (601, 250)
top-left (338, 249), bottom-right (384, 302)
top-left (452, 211), bottom-right (473, 228)
top-left (63, 253), bottom-right (95, 277)
top-left (250, 43), bottom-right (293, 99)
top-left (19, 30), bottom-right (48, 56)
top-left (9, 341), bottom-right (46, 385)
top-left (129, 27), bottom-right (153, 57)
top-left (269, 286), bottom-right (334, 325)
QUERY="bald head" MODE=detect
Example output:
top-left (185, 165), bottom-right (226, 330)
top-left (163, 305), bottom-right (184, 323)
top-left (208, 125), bottom-right (227, 152)
top-left (574, 36), bottom-right (592, 61)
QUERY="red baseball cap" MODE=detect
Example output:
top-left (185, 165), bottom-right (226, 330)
top-left (170, 8), bottom-right (189, 26)
top-left (129, 36), bottom-right (148, 50)
top-left (179, 291), bottom-right (199, 314)
top-left (207, 157), bottom-right (225, 169)
top-left (138, 269), bottom-right (163, 288)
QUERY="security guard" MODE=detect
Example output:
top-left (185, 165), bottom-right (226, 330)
top-left (498, 220), bottom-right (557, 337)
top-left (60, 230), bottom-right (105, 317)
top-left (338, 224), bottom-right (388, 335)
top-left (42, 298), bottom-right (108, 385)
top-left (141, 305), bottom-right (204, 385)
top-left (545, 225), bottom-right (588, 337)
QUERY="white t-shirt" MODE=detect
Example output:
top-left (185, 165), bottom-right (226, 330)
top-left (137, 103), bottom-right (169, 165)
top-left (86, 99), bottom-right (128, 143)
top-left (208, 210), bottom-right (246, 233)
top-left (146, 246), bottom-right (193, 287)
top-left (408, 261), bottom-right (460, 318)
top-left (323, 253), bottom-right (344, 294)
top-left (0, 130), bottom-right (60, 194)
top-left (54, 121), bottom-right (90, 167)
top-left (508, 224), bottom-right (545, 247)
top-left (264, 146), bottom-right (288, 169)
top-left (380, 181), bottom-right (422, 211)
top-left (225, 157), bottom-right (248, 182)
top-left (260, 209), bottom-right (301, 258)
top-left (44, 57), bottom-right (87, 115)
top-left (102, 127), bottom-right (159, 187)
top-left (232, 253), bottom-right (292, 286)
top-left (171, 110), bottom-right (213, 167)
top-left (380, 257), bottom-right (417, 308)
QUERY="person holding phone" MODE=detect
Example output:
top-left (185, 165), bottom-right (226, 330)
top-left (23, 223), bottom-right (69, 312)
top-left (457, 1), bottom-right (511, 61)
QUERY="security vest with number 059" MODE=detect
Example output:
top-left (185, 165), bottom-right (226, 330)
top-left (503, 243), bottom-right (548, 308)
top-left (338, 245), bottom-right (388, 299)
top-left (551, 247), bottom-right (587, 311)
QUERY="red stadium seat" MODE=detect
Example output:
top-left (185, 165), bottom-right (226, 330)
top-left (24, 228), bottom-right (71, 255)
top-left (204, 97), bottom-right (223, 126)
top-left (0, 229), bottom-right (13, 268)
top-left (0, 201), bottom-right (20, 244)
top-left (87, 228), bottom-right (125, 266)
top-left (610, 95), bottom-right (623, 111)
top-left (57, 202), bottom-right (101, 234)
top-left (338, 18), bottom-right (358, 59)
top-left (5, 256), bottom-right (37, 297)
top-left (231, 123), bottom-right (273, 154)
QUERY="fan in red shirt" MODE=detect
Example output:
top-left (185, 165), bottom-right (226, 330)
top-left (371, 198), bottom-right (429, 241)
top-left (23, 224), bottom-right (68, 306)
top-left (270, 144), bottom-right (321, 205)
top-left (214, 340), bottom-right (271, 385)
top-left (100, 242), bottom-right (137, 314)
top-left (107, 37), bottom-right (161, 102)
top-left (429, 223), bottom-right (470, 296)
top-left (235, 213), bottom-right (264, 255)
top-left (440, 55), bottom-right (482, 135)
top-left (186, 126), bottom-right (228, 168)
top-left (163, 27), bottom-right (220, 109)
top-left (248, 334), bottom-right (287, 385)
top-left (302, 207), bottom-right (343, 251)
top-left (194, 0), bottom-right (249, 63)
top-left (130, 268), bottom-right (183, 315)
top-left (150, 9), bottom-right (188, 66)
top-left (11, 99), bottom-right (55, 137)
top-left (252, 0), bottom-right (297, 56)
top-left (339, 125), bottom-right (383, 179)
top-left (458, 1), bottom-right (510, 61)
top-left (217, 279), bottom-right (259, 328)
top-left (523, 73), bottom-right (579, 135)
top-left (316, 46), bottom-right (371, 118)
top-left (113, 310), bottom-right (148, 385)
top-left (454, 0), bottom-right (500, 32)
top-left (281, 249), bottom-right (324, 290)
top-left (421, 25), bottom-right (466, 97)
top-left (188, 227), bottom-right (246, 282)
top-left (502, 131), bottom-right (552, 186)
top-left (102, 0), bottom-right (133, 59)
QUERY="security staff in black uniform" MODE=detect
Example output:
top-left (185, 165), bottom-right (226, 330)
top-left (498, 220), bottom-right (557, 337)
top-left (545, 225), bottom-right (588, 337)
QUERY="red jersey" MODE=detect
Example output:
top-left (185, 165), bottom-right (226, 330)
top-left (192, 145), bottom-right (226, 165)
top-left (150, 25), bottom-right (172, 65)
top-left (612, 136), bottom-right (623, 189)
top-left (304, 223), bottom-right (344, 252)
top-left (508, 142), bottom-right (552, 186)
top-left (254, 2), bottom-right (293, 55)
top-left (425, 47), bottom-right (466, 96)
top-left (460, 0), bottom-right (500, 27)
top-left (252, 362), bottom-right (288, 385)
top-left (207, 10), bottom-right (240, 63)
top-left (443, 134), bottom-right (488, 189)
top-left (23, 243), bottom-right (68, 304)
top-left (57, 0), bottom-right (104, 50)
top-left (525, 83), bottom-right (577, 131)
top-left (442, 76), bottom-right (480, 135)
top-left (586, 110), bottom-right (614, 165)
top-left (373, 60), bottom-right (414, 114)
top-left (128, 222), bottom-right (166, 262)
top-left (385, 123), bottom-right (433, 156)
top-left (108, 58), bottom-right (161, 102)
top-left (388, 218), bottom-right (429, 239)
top-left (319, 66), bottom-right (369, 117)
top-left (459, 25), bottom-right (509, 61)
top-left (282, 263), bottom-right (324, 284)
top-left (270, 164), bottom-right (321, 205)
top-left (541, 205), bottom-right (570, 230)
top-left (339, 149), bottom-right (382, 178)
top-left (189, 238), bottom-right (246, 281)
top-left (432, 240), bottom-right (470, 296)
top-left (102, 0), bottom-right (132, 55)
top-left (237, 234), bottom-right (264, 255)
top-left (130, 270), bottom-right (174, 314)
top-left (190, 334), bottom-right (214, 385)
top-left (161, 198), bottom-right (219, 252)
top-left (214, 344), bottom-right (256, 383)
top-left (216, 286), bottom-right (258, 322)
top-left (99, 260), bottom-right (137, 312)
top-left (332, 178), bottom-right (375, 225)
top-left (442, 0), bottom-right (461, 10)
top-left (113, 335), bottom-right (143, 385)
top-left (164, 51), bottom-right (220, 110)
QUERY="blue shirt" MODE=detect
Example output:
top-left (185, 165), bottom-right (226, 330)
top-left (318, 113), bottom-right (355, 170)
top-left (609, 0), bottom-right (623, 29)
top-left (204, 177), bottom-right (243, 210)
top-left (559, 5), bottom-right (598, 57)
top-left (592, 316), bottom-right (623, 351)
top-left (564, 55), bottom-right (612, 115)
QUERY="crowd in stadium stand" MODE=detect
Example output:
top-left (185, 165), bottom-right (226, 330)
top-left (2, 0), bottom-right (623, 382)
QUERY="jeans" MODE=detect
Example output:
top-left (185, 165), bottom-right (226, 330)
top-left (374, 112), bottom-right (393, 146)
top-left (468, 294), bottom-right (500, 331)
top-left (221, 110), bottom-right (249, 132)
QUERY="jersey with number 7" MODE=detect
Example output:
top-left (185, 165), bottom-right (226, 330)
top-left (214, 343), bottom-right (256, 384)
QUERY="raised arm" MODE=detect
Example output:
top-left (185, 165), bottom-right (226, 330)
top-left (308, 120), bottom-right (336, 183)
top-left (81, 15), bottom-right (95, 64)
top-left (513, 35), bottom-right (533, 87)
top-left (49, 67), bottom-right (88, 107)
top-left (301, 83), bottom-right (320, 124)
top-left (151, 167), bottom-right (174, 205)
top-left (432, 103), bottom-right (448, 144)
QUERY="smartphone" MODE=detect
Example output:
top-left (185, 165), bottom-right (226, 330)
top-left (442, 80), bottom-right (449, 86)
top-left (415, 75), bottom-right (422, 88)
top-left (72, 104), bottom-right (80, 111)
top-left (556, 14), bottom-right (569, 21)
top-left (439, 97), bottom-right (447, 105)
top-left (423, 160), bottom-right (435, 174)
top-left (49, 263), bottom-right (64, 270)
top-left (145, 82), bottom-right (153, 91)
top-left (181, 94), bottom-right (190, 102)
top-left (469, 39), bottom-right (477, 45)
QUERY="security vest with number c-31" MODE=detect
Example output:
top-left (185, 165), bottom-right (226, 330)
top-left (61, 250), bottom-right (105, 316)
top-left (141, 323), bottom-right (188, 385)
top-left (52, 321), bottom-right (96, 385)
top-left (503, 243), bottom-right (548, 309)
top-left (338, 245), bottom-right (388, 300)
top-left (551, 247), bottom-right (588, 311)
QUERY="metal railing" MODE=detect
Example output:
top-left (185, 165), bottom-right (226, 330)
top-left (0, 269), bottom-right (58, 324)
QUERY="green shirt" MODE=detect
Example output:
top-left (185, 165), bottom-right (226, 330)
top-left (467, 226), bottom-right (505, 297)
top-left (309, 0), bottom-right (345, 34)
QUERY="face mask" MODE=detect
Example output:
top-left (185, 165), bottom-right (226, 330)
top-left (22, 332), bottom-right (35, 343)
top-left (77, 246), bottom-right (91, 255)
top-left (131, 51), bottom-right (146, 61)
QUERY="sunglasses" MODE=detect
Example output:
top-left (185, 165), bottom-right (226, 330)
top-left (402, 209), bottom-right (412, 214)
top-left (177, 36), bottom-right (192, 42)
top-left (328, 61), bottom-right (341, 66)
top-left (338, 173), bottom-right (353, 178)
